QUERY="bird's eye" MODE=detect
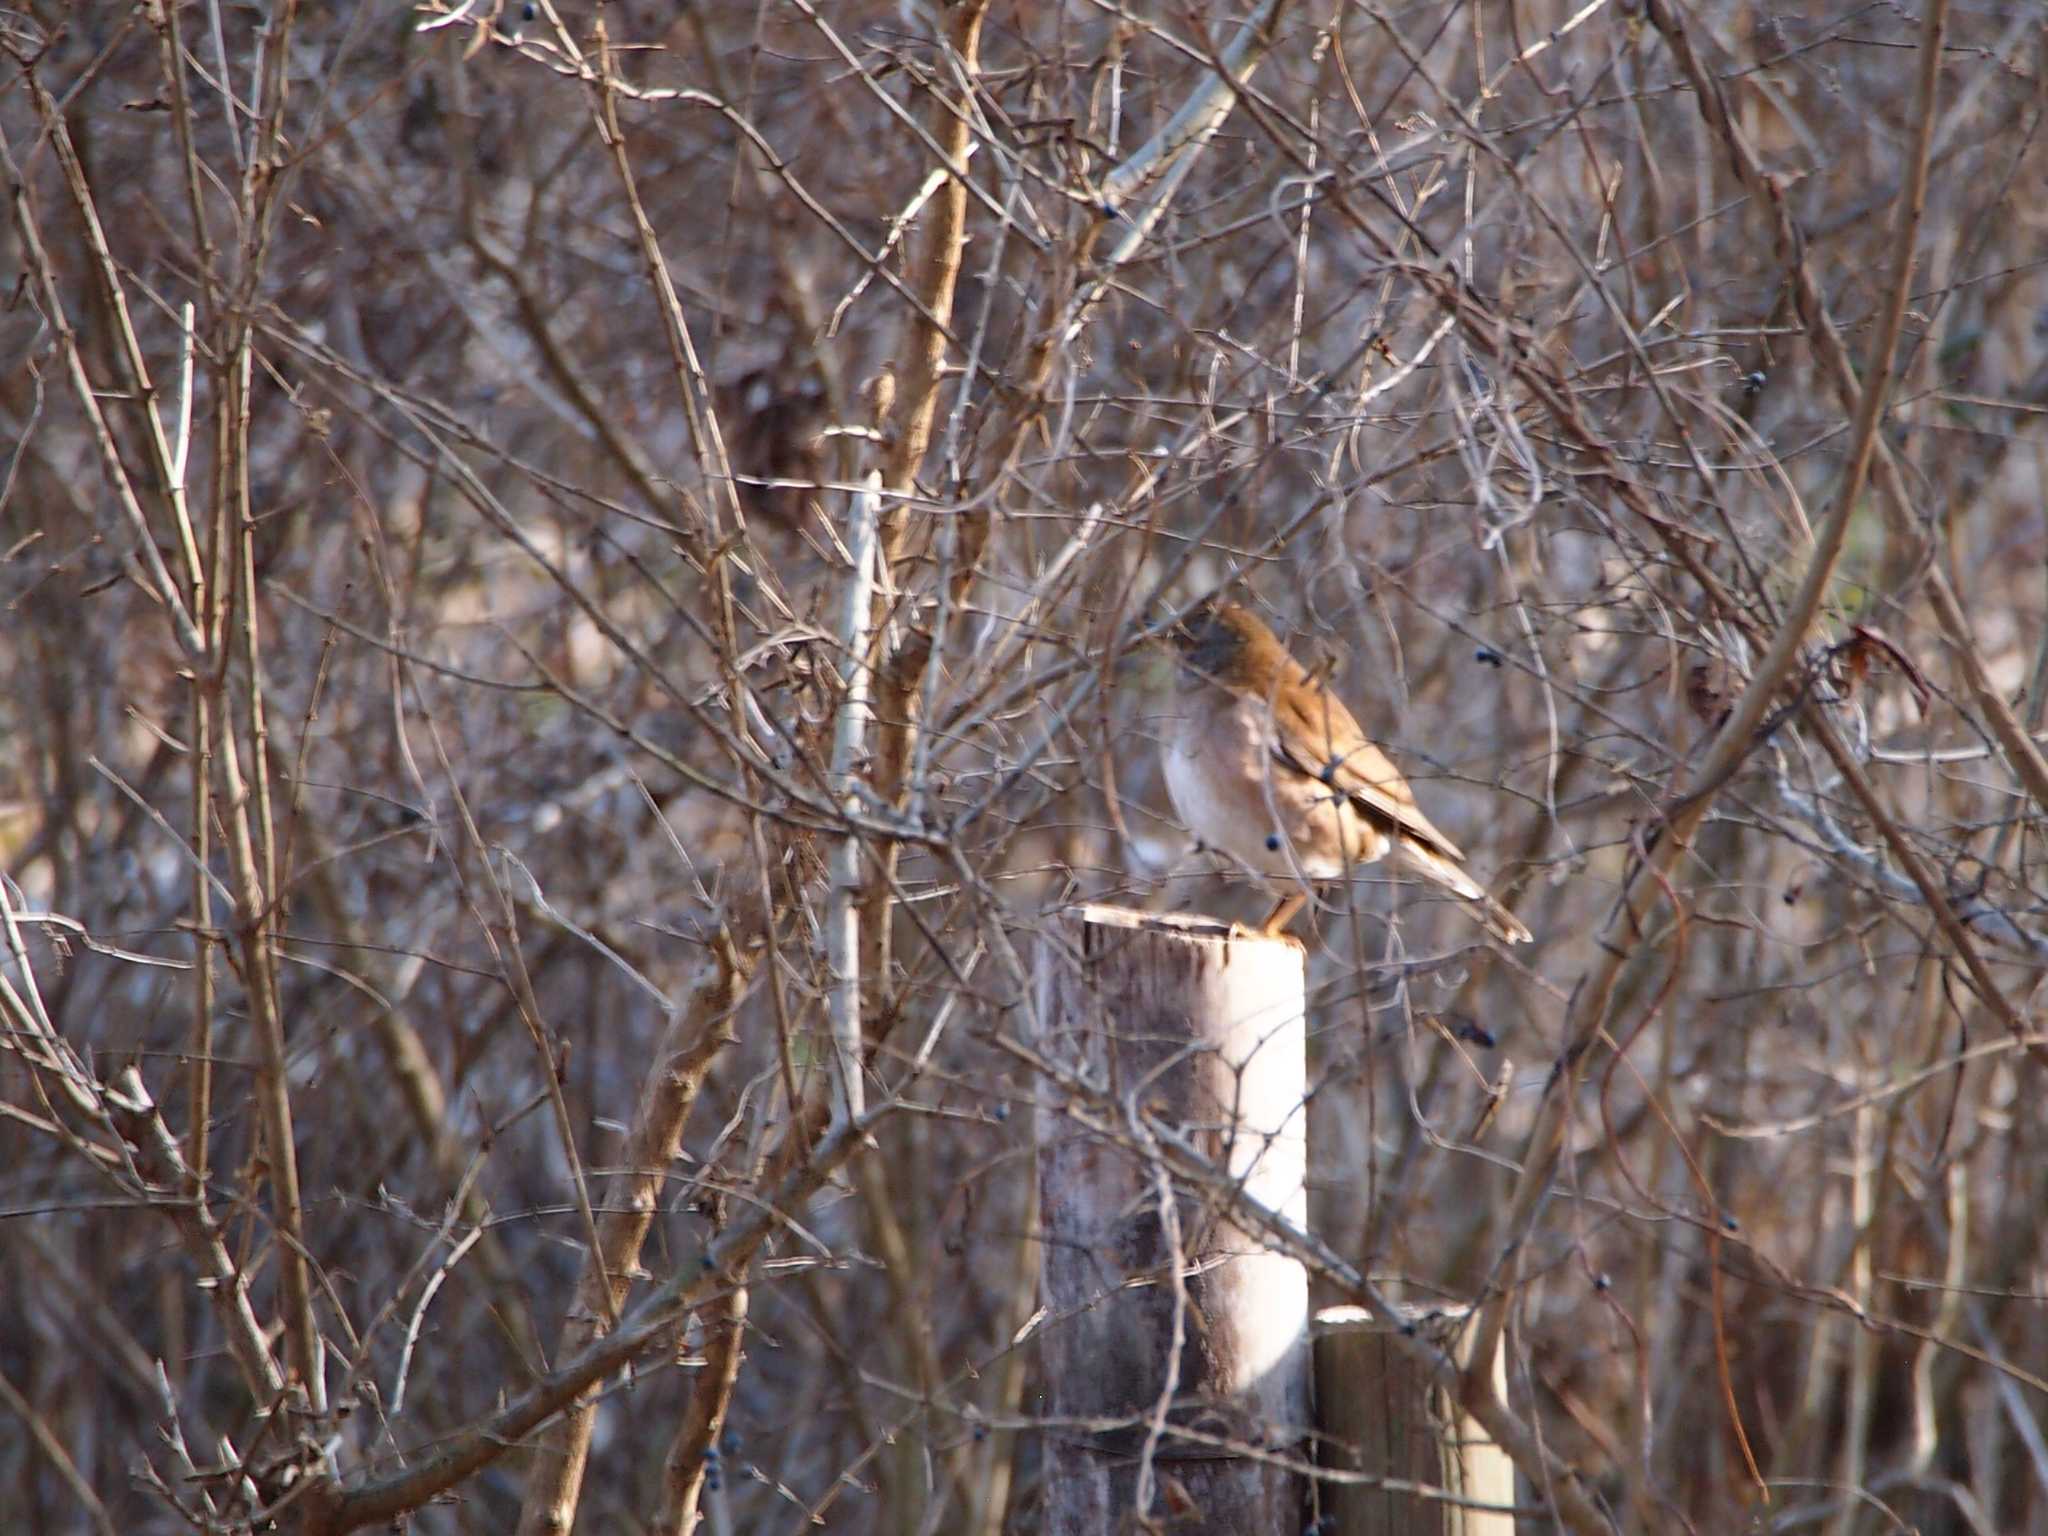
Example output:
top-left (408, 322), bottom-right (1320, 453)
top-left (1265, 834), bottom-right (1282, 852)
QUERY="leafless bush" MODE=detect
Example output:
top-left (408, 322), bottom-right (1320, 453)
top-left (3, 0), bottom-right (2046, 1532)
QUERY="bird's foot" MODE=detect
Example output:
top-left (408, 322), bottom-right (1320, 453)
top-left (1258, 892), bottom-right (1309, 937)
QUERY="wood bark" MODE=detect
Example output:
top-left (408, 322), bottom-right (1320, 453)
top-left (1314, 1305), bottom-right (1515, 1536)
top-left (1034, 906), bottom-right (1311, 1535)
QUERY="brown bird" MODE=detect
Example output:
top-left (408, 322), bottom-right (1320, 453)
top-left (1162, 600), bottom-right (1531, 943)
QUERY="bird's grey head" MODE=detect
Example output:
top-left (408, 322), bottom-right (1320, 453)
top-left (1169, 599), bottom-right (1267, 685)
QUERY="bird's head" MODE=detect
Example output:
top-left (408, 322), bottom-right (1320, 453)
top-left (1168, 598), bottom-right (1280, 690)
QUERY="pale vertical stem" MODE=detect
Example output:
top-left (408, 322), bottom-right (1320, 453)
top-left (230, 346), bottom-right (279, 907)
top-left (184, 667), bottom-right (214, 1186)
top-left (827, 475), bottom-right (884, 1127)
top-left (1824, 1091), bottom-right (1877, 1536)
top-left (174, 298), bottom-right (217, 1188)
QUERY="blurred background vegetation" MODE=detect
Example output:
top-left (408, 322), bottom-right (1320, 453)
top-left (2, 0), bottom-right (2046, 1531)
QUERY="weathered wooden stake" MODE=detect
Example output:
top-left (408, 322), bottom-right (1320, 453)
top-left (1034, 905), bottom-right (1311, 1535)
top-left (1313, 1304), bottom-right (1517, 1535)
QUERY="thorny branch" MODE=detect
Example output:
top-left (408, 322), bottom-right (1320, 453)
top-left (5, 2), bottom-right (2048, 1534)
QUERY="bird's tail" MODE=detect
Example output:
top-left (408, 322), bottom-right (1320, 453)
top-left (1393, 838), bottom-right (1532, 944)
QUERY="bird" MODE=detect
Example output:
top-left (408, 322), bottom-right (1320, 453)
top-left (1161, 599), bottom-right (1531, 944)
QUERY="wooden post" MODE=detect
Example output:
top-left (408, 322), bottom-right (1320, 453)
top-left (1313, 1304), bottom-right (1517, 1535)
top-left (1033, 906), bottom-right (1311, 1536)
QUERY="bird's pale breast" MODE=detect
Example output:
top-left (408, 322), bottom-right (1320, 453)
top-left (1165, 684), bottom-right (1390, 886)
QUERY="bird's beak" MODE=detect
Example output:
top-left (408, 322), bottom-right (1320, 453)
top-left (1125, 645), bottom-right (1179, 694)
top-left (1106, 618), bottom-right (1180, 693)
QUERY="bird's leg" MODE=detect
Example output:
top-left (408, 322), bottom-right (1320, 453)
top-left (1259, 891), bottom-right (1307, 936)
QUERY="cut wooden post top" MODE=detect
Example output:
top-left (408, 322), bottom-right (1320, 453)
top-left (1063, 902), bottom-right (1283, 940)
top-left (1057, 903), bottom-right (1309, 973)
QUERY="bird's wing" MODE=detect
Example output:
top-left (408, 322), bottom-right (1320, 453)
top-left (1266, 672), bottom-right (1468, 864)
top-left (1394, 839), bottom-right (1532, 942)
